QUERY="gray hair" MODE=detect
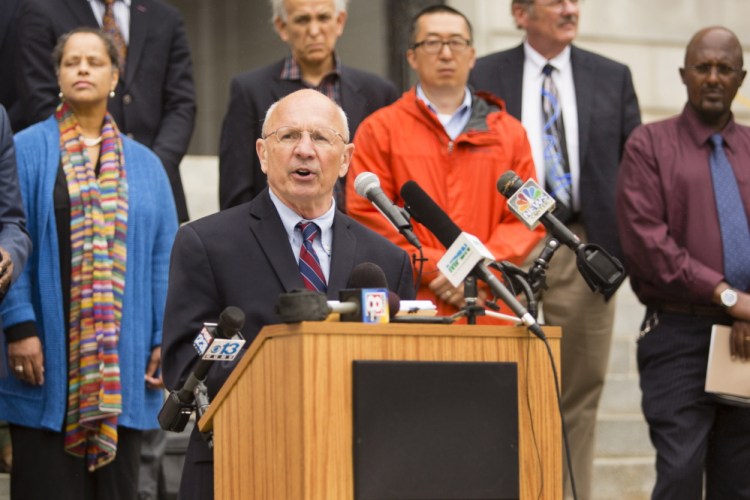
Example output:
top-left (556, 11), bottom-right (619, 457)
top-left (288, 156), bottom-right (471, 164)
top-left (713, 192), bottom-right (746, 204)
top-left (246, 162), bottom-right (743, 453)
top-left (270, 0), bottom-right (348, 22)
top-left (262, 94), bottom-right (351, 143)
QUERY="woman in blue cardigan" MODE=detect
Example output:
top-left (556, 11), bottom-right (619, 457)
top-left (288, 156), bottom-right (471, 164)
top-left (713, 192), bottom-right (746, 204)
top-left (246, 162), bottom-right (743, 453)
top-left (0, 28), bottom-right (177, 499)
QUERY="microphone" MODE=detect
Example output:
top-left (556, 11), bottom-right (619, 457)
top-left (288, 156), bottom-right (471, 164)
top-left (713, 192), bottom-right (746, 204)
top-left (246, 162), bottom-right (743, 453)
top-left (496, 172), bottom-right (580, 249)
top-left (354, 172), bottom-right (422, 249)
top-left (158, 306), bottom-right (246, 432)
top-left (276, 263), bottom-right (401, 323)
top-left (400, 180), bottom-right (546, 339)
top-left (496, 171), bottom-right (626, 299)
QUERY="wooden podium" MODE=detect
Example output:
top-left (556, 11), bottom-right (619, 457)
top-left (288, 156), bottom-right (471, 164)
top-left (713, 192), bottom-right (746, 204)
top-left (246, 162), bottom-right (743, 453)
top-left (199, 321), bottom-right (562, 499)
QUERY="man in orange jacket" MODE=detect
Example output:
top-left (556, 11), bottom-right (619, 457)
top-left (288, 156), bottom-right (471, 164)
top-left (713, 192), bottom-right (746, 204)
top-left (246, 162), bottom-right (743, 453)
top-left (346, 4), bottom-right (542, 319)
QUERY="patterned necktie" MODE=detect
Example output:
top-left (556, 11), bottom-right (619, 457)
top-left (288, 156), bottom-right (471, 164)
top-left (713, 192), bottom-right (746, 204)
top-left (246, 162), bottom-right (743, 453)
top-left (541, 63), bottom-right (573, 222)
top-left (297, 222), bottom-right (327, 292)
top-left (102, 0), bottom-right (127, 76)
top-left (709, 133), bottom-right (750, 290)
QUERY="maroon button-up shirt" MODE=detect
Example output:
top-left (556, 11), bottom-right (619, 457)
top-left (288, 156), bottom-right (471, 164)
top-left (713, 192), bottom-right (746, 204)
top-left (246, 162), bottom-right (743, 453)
top-left (616, 104), bottom-right (750, 305)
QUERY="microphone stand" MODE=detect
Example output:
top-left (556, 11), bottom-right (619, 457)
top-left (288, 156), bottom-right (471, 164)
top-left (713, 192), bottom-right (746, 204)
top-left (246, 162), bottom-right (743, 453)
top-left (193, 381), bottom-right (214, 449)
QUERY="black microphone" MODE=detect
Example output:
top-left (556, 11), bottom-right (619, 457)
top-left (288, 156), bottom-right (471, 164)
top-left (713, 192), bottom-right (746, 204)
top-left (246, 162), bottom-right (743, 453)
top-left (276, 263), bottom-right (401, 322)
top-left (496, 171), bottom-right (626, 299)
top-left (158, 306), bottom-right (246, 432)
top-left (400, 180), bottom-right (546, 339)
top-left (354, 172), bottom-right (422, 249)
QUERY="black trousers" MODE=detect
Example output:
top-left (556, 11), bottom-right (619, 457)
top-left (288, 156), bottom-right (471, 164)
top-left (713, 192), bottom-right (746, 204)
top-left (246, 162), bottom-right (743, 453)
top-left (9, 424), bottom-right (143, 500)
top-left (638, 312), bottom-right (750, 500)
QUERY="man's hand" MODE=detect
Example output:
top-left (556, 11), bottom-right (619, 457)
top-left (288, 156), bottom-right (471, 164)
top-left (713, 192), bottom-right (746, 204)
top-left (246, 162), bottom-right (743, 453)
top-left (145, 346), bottom-right (164, 390)
top-left (730, 320), bottom-right (750, 361)
top-left (0, 247), bottom-right (14, 293)
top-left (429, 274), bottom-right (466, 308)
top-left (8, 337), bottom-right (44, 386)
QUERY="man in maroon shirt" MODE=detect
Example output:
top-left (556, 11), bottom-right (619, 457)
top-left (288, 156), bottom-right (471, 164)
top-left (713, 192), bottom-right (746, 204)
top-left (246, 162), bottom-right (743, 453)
top-left (616, 26), bottom-right (750, 500)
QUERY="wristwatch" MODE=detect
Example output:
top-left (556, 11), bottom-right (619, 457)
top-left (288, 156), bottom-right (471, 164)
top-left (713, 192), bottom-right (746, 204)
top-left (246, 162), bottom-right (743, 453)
top-left (720, 288), bottom-right (739, 308)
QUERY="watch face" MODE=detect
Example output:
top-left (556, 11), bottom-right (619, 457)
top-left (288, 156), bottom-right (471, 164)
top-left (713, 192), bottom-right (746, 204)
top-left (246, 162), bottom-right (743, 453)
top-left (721, 289), bottom-right (738, 308)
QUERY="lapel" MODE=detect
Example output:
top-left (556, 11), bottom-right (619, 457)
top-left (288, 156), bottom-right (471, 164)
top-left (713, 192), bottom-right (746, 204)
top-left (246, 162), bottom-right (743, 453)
top-left (124, 0), bottom-right (150, 88)
top-left (327, 211), bottom-right (357, 298)
top-left (339, 68), bottom-right (367, 128)
top-left (571, 46), bottom-right (593, 166)
top-left (248, 191), bottom-right (306, 293)
top-left (502, 44), bottom-right (526, 120)
top-left (66, 0), bottom-right (99, 26)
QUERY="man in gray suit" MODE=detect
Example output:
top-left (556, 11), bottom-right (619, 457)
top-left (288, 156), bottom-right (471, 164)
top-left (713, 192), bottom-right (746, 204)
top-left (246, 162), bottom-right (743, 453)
top-left (469, 1), bottom-right (641, 498)
top-left (218, 0), bottom-right (398, 211)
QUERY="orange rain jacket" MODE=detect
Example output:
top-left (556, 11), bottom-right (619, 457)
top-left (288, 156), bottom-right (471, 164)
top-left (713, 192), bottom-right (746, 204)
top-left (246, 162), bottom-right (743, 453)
top-left (346, 88), bottom-right (544, 319)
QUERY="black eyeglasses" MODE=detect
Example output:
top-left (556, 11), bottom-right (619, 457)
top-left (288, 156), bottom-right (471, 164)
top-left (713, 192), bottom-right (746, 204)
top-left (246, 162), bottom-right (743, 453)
top-left (411, 37), bottom-right (472, 54)
top-left (686, 63), bottom-right (743, 77)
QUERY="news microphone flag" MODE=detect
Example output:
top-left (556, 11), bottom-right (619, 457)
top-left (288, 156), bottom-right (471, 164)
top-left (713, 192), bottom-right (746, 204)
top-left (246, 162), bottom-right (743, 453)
top-left (437, 232), bottom-right (496, 288)
top-left (505, 178), bottom-right (556, 230)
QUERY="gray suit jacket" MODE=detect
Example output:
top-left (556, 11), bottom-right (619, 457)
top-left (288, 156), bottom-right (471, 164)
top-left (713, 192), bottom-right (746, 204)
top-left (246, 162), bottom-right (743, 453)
top-left (470, 44), bottom-right (641, 259)
top-left (218, 59), bottom-right (399, 210)
top-left (161, 189), bottom-right (414, 496)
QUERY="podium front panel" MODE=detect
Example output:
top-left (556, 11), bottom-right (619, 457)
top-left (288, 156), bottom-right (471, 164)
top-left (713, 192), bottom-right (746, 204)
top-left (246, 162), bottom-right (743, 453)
top-left (353, 360), bottom-right (519, 500)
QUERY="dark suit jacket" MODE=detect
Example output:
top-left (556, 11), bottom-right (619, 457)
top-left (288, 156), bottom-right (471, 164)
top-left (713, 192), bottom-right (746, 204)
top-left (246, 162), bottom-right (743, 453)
top-left (0, 0), bottom-right (22, 130)
top-left (0, 104), bottom-right (31, 376)
top-left (218, 59), bottom-right (399, 210)
top-left (161, 189), bottom-right (414, 497)
top-left (16, 0), bottom-right (196, 222)
top-left (470, 44), bottom-right (641, 260)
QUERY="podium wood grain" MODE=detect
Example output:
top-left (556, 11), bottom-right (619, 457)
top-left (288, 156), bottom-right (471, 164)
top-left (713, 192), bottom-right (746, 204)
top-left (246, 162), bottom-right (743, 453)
top-left (199, 322), bottom-right (562, 499)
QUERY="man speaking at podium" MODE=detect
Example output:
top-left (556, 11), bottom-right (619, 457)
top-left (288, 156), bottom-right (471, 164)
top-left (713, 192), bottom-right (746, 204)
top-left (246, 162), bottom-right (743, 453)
top-left (161, 89), bottom-right (414, 499)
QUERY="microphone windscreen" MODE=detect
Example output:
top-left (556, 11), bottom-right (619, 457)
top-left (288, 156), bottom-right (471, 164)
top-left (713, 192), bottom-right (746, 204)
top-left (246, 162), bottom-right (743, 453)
top-left (400, 180), bottom-right (461, 249)
top-left (387, 290), bottom-right (401, 318)
top-left (496, 171), bottom-right (523, 197)
top-left (347, 262), bottom-right (388, 289)
top-left (354, 172), bottom-right (379, 198)
top-left (217, 306), bottom-right (245, 337)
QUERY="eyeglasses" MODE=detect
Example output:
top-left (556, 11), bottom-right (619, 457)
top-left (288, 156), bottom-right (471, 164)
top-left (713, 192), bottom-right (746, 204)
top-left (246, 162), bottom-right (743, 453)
top-left (263, 126), bottom-right (346, 148)
top-left (411, 37), bottom-right (472, 54)
top-left (532, 0), bottom-right (580, 9)
top-left (686, 63), bottom-right (743, 77)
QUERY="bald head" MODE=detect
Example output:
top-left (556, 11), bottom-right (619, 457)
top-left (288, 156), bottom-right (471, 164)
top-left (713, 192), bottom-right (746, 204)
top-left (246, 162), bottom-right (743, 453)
top-left (262, 89), bottom-right (350, 142)
top-left (680, 26), bottom-right (746, 129)
top-left (256, 89), bottom-right (354, 219)
top-left (685, 27), bottom-right (743, 67)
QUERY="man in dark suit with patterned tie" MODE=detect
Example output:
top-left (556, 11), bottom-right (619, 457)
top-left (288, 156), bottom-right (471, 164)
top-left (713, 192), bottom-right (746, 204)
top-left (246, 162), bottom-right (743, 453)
top-left (15, 0), bottom-right (196, 223)
top-left (162, 89), bottom-right (415, 499)
top-left (218, 0), bottom-right (399, 211)
top-left (469, 1), bottom-right (641, 498)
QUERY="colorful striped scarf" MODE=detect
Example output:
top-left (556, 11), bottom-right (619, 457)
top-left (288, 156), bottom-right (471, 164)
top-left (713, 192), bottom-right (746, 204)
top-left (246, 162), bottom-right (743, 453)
top-left (57, 102), bottom-right (128, 471)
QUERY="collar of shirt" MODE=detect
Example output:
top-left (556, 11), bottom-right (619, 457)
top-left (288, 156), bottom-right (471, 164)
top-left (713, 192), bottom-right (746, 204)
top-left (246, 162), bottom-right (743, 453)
top-left (521, 40), bottom-right (581, 211)
top-left (268, 188), bottom-right (336, 282)
top-left (281, 54), bottom-right (342, 102)
top-left (415, 84), bottom-right (473, 140)
top-left (680, 103), bottom-right (739, 153)
top-left (88, 0), bottom-right (132, 44)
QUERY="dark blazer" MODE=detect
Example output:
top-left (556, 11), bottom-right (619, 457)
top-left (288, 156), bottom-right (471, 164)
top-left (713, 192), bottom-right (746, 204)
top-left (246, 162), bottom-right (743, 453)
top-left (0, 0), bottom-right (22, 130)
top-left (0, 104), bottom-right (31, 376)
top-left (161, 189), bottom-right (414, 497)
top-left (16, 0), bottom-right (196, 222)
top-left (470, 44), bottom-right (641, 260)
top-left (218, 59), bottom-right (399, 210)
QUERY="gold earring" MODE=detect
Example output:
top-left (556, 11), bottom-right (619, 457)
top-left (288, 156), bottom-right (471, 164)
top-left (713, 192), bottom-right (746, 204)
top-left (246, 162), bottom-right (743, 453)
top-left (109, 89), bottom-right (115, 98)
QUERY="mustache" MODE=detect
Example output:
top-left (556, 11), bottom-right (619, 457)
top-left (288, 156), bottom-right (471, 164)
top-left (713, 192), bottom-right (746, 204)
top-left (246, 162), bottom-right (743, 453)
top-left (558, 15), bottom-right (578, 25)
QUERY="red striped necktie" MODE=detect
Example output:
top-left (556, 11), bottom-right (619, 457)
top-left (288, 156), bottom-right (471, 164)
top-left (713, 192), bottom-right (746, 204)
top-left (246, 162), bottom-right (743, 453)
top-left (297, 221), bottom-right (327, 292)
